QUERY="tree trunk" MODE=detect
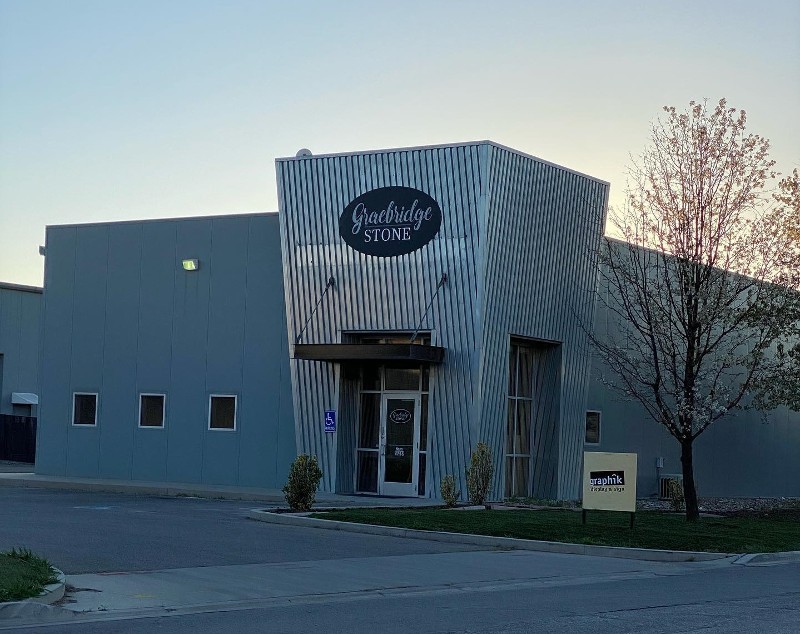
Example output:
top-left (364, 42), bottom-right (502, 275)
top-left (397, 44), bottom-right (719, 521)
top-left (680, 439), bottom-right (700, 522)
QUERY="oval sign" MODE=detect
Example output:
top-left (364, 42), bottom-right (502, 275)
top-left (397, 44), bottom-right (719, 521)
top-left (389, 409), bottom-right (412, 424)
top-left (339, 186), bottom-right (442, 257)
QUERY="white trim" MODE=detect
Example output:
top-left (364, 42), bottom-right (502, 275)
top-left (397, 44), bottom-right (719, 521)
top-left (208, 394), bottom-right (237, 431)
top-left (138, 393), bottom-right (166, 429)
top-left (72, 392), bottom-right (98, 426)
top-left (585, 410), bottom-right (602, 445)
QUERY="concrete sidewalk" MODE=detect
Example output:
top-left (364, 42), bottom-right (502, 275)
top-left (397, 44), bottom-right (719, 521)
top-left (0, 471), bottom-right (439, 507)
top-left (0, 549), bottom-right (726, 628)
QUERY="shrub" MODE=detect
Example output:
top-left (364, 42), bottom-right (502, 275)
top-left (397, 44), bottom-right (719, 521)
top-left (283, 454), bottom-right (323, 511)
top-left (440, 474), bottom-right (460, 507)
top-left (465, 442), bottom-right (494, 506)
top-left (667, 478), bottom-right (685, 513)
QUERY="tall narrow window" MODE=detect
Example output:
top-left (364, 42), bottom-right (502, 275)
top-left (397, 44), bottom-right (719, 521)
top-left (505, 341), bottom-right (534, 498)
top-left (73, 393), bottom-right (98, 426)
top-left (585, 411), bottom-right (601, 444)
top-left (209, 395), bottom-right (237, 430)
top-left (139, 394), bottom-right (166, 428)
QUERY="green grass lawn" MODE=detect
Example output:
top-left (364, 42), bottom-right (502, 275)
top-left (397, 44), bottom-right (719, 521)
top-left (310, 508), bottom-right (800, 553)
top-left (0, 549), bottom-right (58, 603)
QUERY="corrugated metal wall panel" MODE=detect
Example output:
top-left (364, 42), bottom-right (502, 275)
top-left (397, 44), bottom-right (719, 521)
top-left (481, 145), bottom-right (608, 499)
top-left (279, 142), bottom-right (607, 499)
top-left (278, 144), bottom-right (485, 495)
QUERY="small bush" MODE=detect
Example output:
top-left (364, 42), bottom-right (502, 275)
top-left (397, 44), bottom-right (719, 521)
top-left (283, 454), bottom-right (323, 511)
top-left (465, 442), bottom-right (494, 506)
top-left (440, 475), bottom-right (460, 507)
top-left (667, 479), bottom-right (685, 513)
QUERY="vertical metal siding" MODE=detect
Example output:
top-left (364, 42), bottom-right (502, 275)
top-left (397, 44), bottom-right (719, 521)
top-left (278, 145), bottom-right (485, 494)
top-left (480, 145), bottom-right (608, 499)
top-left (279, 142), bottom-right (607, 499)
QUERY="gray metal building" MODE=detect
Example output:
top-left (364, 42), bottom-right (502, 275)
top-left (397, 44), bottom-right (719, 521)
top-left (0, 282), bottom-right (41, 463)
top-left (27, 141), bottom-right (799, 500)
top-left (0, 282), bottom-right (42, 417)
top-left (34, 214), bottom-right (295, 487)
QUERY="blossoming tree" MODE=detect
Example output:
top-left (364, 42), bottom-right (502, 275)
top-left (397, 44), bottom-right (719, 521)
top-left (592, 99), bottom-right (800, 521)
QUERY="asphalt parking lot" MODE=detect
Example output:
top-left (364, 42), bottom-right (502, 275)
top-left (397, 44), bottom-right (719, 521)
top-left (0, 486), bottom-right (477, 574)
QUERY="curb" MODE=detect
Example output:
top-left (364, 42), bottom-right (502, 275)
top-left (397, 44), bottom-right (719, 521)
top-left (732, 551), bottom-right (800, 565)
top-left (0, 568), bottom-right (66, 621)
top-left (247, 510), bottom-right (732, 563)
top-left (31, 568), bottom-right (66, 606)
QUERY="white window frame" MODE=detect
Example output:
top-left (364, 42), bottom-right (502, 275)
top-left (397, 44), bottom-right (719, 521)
top-left (138, 393), bottom-right (166, 429)
top-left (208, 394), bottom-right (237, 431)
top-left (72, 392), bottom-right (99, 427)
top-left (585, 410), bottom-right (601, 445)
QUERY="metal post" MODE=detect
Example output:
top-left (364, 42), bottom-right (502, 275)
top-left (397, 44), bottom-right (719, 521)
top-left (582, 509), bottom-right (587, 525)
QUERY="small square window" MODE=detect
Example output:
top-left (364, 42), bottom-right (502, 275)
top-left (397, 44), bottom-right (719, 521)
top-left (585, 411), bottom-right (601, 444)
top-left (139, 394), bottom-right (165, 428)
top-left (73, 393), bottom-right (98, 426)
top-left (209, 395), bottom-right (237, 430)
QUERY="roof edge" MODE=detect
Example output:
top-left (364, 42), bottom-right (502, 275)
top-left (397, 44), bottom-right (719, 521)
top-left (46, 210), bottom-right (278, 231)
top-left (275, 140), bottom-right (609, 186)
top-left (0, 281), bottom-right (43, 294)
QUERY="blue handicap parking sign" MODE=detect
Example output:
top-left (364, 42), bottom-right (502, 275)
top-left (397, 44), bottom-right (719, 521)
top-left (324, 410), bottom-right (336, 433)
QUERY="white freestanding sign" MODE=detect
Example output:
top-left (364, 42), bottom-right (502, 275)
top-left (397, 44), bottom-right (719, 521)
top-left (582, 452), bottom-right (638, 513)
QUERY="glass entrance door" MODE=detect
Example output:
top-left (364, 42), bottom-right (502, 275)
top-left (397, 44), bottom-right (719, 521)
top-left (379, 394), bottom-right (420, 497)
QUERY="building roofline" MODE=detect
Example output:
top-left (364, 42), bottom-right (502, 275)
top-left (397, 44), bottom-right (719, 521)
top-left (0, 281), bottom-right (43, 294)
top-left (276, 140), bottom-right (609, 186)
top-left (46, 210), bottom-right (277, 231)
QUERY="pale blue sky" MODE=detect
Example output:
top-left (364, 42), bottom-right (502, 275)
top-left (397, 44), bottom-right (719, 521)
top-left (1, 0), bottom-right (798, 286)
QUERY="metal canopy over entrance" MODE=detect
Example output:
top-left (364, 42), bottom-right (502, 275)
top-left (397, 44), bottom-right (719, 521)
top-left (293, 343), bottom-right (445, 364)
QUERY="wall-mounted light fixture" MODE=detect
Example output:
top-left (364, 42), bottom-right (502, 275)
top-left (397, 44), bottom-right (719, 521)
top-left (182, 259), bottom-right (199, 271)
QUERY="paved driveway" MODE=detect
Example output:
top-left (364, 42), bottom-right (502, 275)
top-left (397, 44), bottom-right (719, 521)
top-left (0, 486), bottom-right (477, 574)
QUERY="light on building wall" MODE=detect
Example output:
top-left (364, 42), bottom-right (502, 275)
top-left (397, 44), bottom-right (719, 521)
top-left (182, 259), bottom-right (199, 271)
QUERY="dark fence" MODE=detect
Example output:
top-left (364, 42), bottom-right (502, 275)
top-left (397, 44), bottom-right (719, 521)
top-left (0, 415), bottom-right (37, 463)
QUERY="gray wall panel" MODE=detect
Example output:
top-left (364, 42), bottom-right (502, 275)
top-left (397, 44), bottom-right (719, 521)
top-left (18, 291), bottom-right (42, 407)
top-left (65, 225), bottom-right (109, 477)
top-left (238, 215), bottom-right (295, 487)
top-left (131, 221), bottom-right (176, 481)
top-left (0, 285), bottom-right (42, 418)
top-left (97, 223), bottom-right (142, 479)
top-left (201, 217), bottom-right (249, 485)
top-left (166, 220), bottom-right (212, 483)
top-left (36, 227), bottom-right (77, 474)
